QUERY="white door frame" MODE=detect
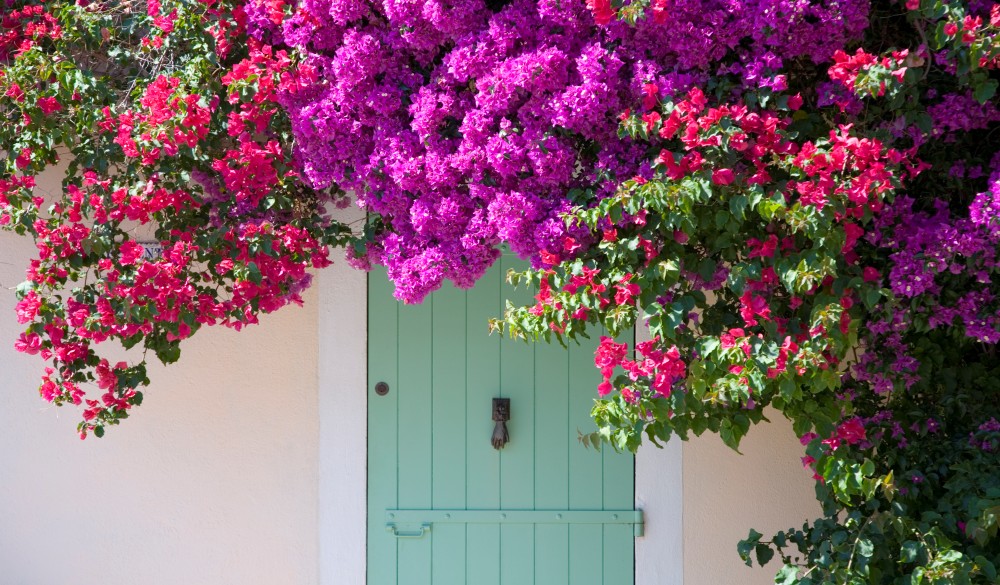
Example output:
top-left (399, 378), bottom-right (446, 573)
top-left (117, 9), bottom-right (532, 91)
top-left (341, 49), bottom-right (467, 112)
top-left (315, 214), bottom-right (684, 584)
top-left (317, 205), bottom-right (368, 585)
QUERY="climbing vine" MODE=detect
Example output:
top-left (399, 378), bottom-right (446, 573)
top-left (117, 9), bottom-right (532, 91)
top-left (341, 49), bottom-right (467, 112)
top-left (2, 0), bottom-right (998, 581)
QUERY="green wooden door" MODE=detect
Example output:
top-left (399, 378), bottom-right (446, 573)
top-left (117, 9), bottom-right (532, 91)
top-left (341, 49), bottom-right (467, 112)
top-left (367, 256), bottom-right (638, 585)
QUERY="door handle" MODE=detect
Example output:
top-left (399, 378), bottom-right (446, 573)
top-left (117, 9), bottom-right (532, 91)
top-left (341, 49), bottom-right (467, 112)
top-left (492, 397), bottom-right (510, 449)
top-left (386, 523), bottom-right (431, 538)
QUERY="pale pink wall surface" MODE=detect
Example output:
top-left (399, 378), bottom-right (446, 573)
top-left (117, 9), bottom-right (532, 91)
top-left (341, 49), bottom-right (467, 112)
top-left (0, 225), bottom-right (321, 585)
top-left (683, 417), bottom-right (821, 585)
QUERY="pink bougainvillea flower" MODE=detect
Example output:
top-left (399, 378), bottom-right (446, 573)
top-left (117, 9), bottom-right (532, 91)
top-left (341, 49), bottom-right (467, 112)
top-left (595, 336), bottom-right (628, 371)
top-left (614, 275), bottom-right (640, 305)
top-left (37, 97), bottom-right (61, 114)
top-left (119, 241), bottom-right (145, 265)
top-left (642, 83), bottom-right (659, 111)
top-left (835, 417), bottom-right (866, 445)
top-left (739, 291), bottom-right (772, 326)
top-left (586, 0), bottom-right (615, 25)
top-left (14, 332), bottom-right (42, 355)
top-left (712, 168), bottom-right (735, 185)
top-left (747, 235), bottom-right (778, 259)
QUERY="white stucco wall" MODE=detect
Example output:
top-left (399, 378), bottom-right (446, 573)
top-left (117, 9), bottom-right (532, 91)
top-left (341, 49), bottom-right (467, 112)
top-left (0, 170), bottom-right (322, 584)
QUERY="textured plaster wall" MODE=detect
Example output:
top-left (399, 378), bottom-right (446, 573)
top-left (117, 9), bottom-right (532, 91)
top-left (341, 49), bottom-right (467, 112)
top-left (682, 417), bottom-right (821, 585)
top-left (0, 171), bottom-right (321, 584)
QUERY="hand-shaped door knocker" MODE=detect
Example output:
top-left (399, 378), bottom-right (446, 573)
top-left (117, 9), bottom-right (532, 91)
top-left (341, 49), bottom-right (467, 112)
top-left (492, 398), bottom-right (510, 450)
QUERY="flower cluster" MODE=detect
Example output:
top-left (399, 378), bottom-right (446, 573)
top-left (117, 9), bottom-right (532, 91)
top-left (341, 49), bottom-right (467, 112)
top-left (252, 0), bottom-right (871, 302)
top-left (0, 2), bottom-right (61, 62)
top-left (0, 0), bottom-right (350, 437)
top-left (503, 87), bottom-right (906, 455)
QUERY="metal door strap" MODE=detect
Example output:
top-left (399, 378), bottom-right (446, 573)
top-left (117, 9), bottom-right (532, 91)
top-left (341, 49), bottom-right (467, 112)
top-left (385, 509), bottom-right (644, 537)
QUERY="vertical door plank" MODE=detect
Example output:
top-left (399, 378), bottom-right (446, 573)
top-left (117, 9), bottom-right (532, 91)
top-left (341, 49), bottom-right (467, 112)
top-left (568, 334), bottom-right (605, 585)
top-left (534, 524), bottom-right (569, 585)
top-left (501, 525), bottom-right (535, 585)
top-left (603, 524), bottom-right (635, 585)
top-left (466, 524), bottom-right (500, 585)
top-left (397, 297), bottom-right (434, 585)
top-left (602, 330), bottom-right (636, 509)
top-left (590, 332), bottom-right (635, 510)
top-left (533, 339), bottom-right (570, 510)
top-left (465, 264), bottom-right (501, 510)
top-left (602, 331), bottom-right (636, 585)
top-left (498, 254), bottom-right (535, 510)
top-left (397, 538), bottom-right (432, 585)
top-left (432, 524), bottom-right (466, 585)
top-left (569, 524), bottom-right (604, 585)
top-left (500, 255), bottom-right (535, 510)
top-left (602, 428), bottom-right (635, 510)
top-left (532, 332), bottom-right (570, 585)
top-left (465, 264), bottom-right (502, 585)
top-left (397, 297), bottom-right (434, 509)
top-left (568, 336), bottom-right (604, 511)
top-left (498, 255), bottom-right (536, 585)
top-left (368, 268), bottom-right (399, 585)
top-left (432, 283), bottom-right (468, 585)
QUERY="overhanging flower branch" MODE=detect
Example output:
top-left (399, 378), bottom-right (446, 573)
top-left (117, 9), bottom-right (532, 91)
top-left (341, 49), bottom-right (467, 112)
top-left (501, 89), bottom-right (908, 452)
top-left (0, 0), bottom-right (352, 438)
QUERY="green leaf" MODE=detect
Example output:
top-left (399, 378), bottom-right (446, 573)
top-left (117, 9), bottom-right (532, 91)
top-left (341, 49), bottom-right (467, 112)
top-left (729, 195), bottom-right (748, 220)
top-left (738, 529), bottom-right (763, 565)
top-left (973, 79), bottom-right (998, 104)
top-left (155, 343), bottom-right (181, 365)
top-left (856, 537), bottom-right (874, 558)
top-left (775, 564), bottom-right (799, 585)
top-left (779, 378), bottom-right (796, 401)
top-left (755, 543), bottom-right (775, 566)
top-left (246, 262), bottom-right (262, 284)
top-left (715, 209), bottom-right (730, 229)
top-left (900, 541), bottom-right (921, 563)
top-left (974, 556), bottom-right (996, 580)
top-left (698, 337), bottom-right (720, 357)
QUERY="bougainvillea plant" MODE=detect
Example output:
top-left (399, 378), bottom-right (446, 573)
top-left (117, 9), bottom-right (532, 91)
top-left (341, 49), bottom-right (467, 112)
top-left (252, 0), bottom-right (997, 581)
top-left (3, 0), bottom-right (999, 582)
top-left (0, 0), bottom-right (351, 437)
